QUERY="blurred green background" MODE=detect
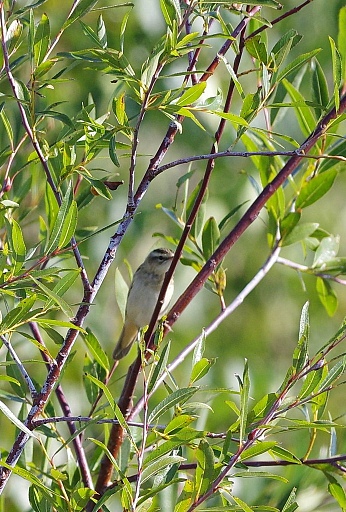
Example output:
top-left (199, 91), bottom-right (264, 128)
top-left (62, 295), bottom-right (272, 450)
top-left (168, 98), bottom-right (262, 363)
top-left (1, 0), bottom-right (346, 510)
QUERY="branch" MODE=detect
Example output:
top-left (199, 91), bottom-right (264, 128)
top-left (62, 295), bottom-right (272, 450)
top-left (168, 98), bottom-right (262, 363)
top-left (156, 150), bottom-right (346, 174)
top-left (164, 93), bottom-right (346, 334)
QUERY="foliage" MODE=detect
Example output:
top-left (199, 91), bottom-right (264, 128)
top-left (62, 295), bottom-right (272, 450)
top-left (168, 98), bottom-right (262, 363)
top-left (0, 0), bottom-right (346, 511)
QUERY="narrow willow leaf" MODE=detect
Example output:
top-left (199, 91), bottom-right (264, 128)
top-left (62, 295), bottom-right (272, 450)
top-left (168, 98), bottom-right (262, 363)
top-left (317, 139), bottom-right (346, 173)
top-left (313, 235), bottom-right (339, 269)
top-left (109, 133), bottom-right (120, 167)
top-left (190, 358), bottom-right (215, 385)
top-left (164, 415), bottom-right (196, 436)
top-left (148, 387), bottom-right (198, 424)
top-left (34, 13), bottom-right (50, 66)
top-left (231, 495), bottom-right (253, 512)
top-left (282, 487), bottom-right (298, 512)
top-left (329, 36), bottom-right (342, 111)
top-left (299, 365), bottom-right (324, 400)
top-left (296, 169), bottom-right (337, 210)
top-left (311, 59), bottom-right (329, 118)
top-left (282, 79), bottom-right (316, 136)
top-left (338, 7), bottom-right (346, 83)
top-left (62, 0), bottom-right (99, 30)
top-left (316, 277), bottom-right (338, 316)
top-left (46, 182), bottom-right (73, 253)
top-left (318, 357), bottom-right (346, 391)
top-left (85, 373), bottom-right (115, 413)
top-left (241, 441), bottom-right (277, 461)
top-left (245, 35), bottom-right (267, 64)
top-left (185, 181), bottom-right (208, 240)
top-left (0, 105), bottom-right (14, 146)
top-left (44, 269), bottom-right (80, 312)
top-left (293, 303), bottom-right (309, 374)
top-left (160, 0), bottom-right (178, 27)
top-left (269, 446), bottom-right (301, 464)
top-left (202, 217), bottom-right (220, 261)
top-left (97, 14), bottom-right (107, 49)
top-left (239, 359), bottom-right (250, 444)
top-left (7, 218), bottom-right (26, 275)
top-left (31, 276), bottom-right (73, 318)
top-left (327, 475), bottom-right (346, 509)
top-left (194, 440), bottom-right (215, 500)
top-left (58, 200), bottom-right (78, 248)
top-left (192, 331), bottom-right (205, 368)
top-left (141, 455), bottom-right (185, 485)
top-left (84, 328), bottom-right (109, 371)
top-left (281, 222), bottom-right (319, 246)
top-left (276, 49), bottom-right (321, 83)
top-left (175, 83), bottom-right (206, 106)
top-left (148, 340), bottom-right (171, 394)
top-left (0, 295), bottom-right (37, 333)
top-left (0, 400), bottom-right (36, 438)
top-left (114, 267), bottom-right (129, 322)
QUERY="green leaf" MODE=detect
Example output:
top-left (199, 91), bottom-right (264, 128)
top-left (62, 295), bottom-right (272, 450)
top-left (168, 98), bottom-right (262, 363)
top-left (148, 387), bottom-right (198, 424)
top-left (313, 235), bottom-right (339, 269)
top-left (175, 83), bottom-right (206, 106)
top-left (160, 0), bottom-right (182, 26)
top-left (327, 475), bottom-right (346, 509)
top-left (97, 14), bottom-right (107, 49)
top-left (245, 35), bottom-right (267, 64)
top-left (190, 358), bottom-right (215, 385)
top-left (62, 0), bottom-right (99, 30)
top-left (202, 217), bottom-right (220, 261)
top-left (192, 332), bottom-right (205, 368)
top-left (186, 181), bottom-right (208, 240)
top-left (85, 373), bottom-right (115, 413)
top-left (114, 267), bottom-right (129, 323)
top-left (292, 302), bottom-right (309, 374)
top-left (31, 276), bottom-right (73, 318)
top-left (276, 49), bottom-right (321, 83)
top-left (6, 218), bottom-right (26, 276)
top-left (281, 487), bottom-right (298, 512)
top-left (46, 182), bottom-right (74, 253)
top-left (0, 400), bottom-right (36, 438)
top-left (280, 212), bottom-right (301, 243)
top-left (59, 200), bottom-right (78, 249)
top-left (318, 357), bottom-right (346, 391)
top-left (269, 446), bottom-right (301, 464)
top-left (281, 222), bottom-right (319, 246)
top-left (84, 328), bottom-right (109, 372)
top-left (296, 169), bottom-right (337, 209)
top-left (338, 7), bottom-right (346, 84)
top-left (34, 13), bottom-right (50, 66)
top-left (311, 59), bottom-right (329, 118)
top-left (142, 455), bottom-right (185, 484)
top-left (194, 440), bottom-right (215, 500)
top-left (282, 79), bottom-right (316, 136)
top-left (299, 366), bottom-right (324, 400)
top-left (316, 277), bottom-right (338, 316)
top-left (109, 133), bottom-right (120, 167)
top-left (329, 36), bottom-right (342, 111)
top-left (44, 269), bottom-right (80, 311)
top-left (239, 359), bottom-right (250, 444)
top-left (241, 441), bottom-right (277, 461)
top-left (148, 340), bottom-right (171, 394)
top-left (231, 495), bottom-right (254, 512)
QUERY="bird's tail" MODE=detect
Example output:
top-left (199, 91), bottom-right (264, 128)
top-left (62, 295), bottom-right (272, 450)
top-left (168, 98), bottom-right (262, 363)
top-left (113, 321), bottom-right (138, 360)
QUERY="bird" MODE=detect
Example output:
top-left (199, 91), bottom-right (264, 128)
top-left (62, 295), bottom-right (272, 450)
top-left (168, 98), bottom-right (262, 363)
top-left (113, 248), bottom-right (175, 360)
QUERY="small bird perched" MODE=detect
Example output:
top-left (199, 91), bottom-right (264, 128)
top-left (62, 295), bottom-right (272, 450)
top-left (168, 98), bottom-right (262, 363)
top-left (113, 248), bottom-right (174, 360)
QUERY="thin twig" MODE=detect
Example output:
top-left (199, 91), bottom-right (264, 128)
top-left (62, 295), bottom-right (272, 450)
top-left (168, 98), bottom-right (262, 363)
top-left (0, 335), bottom-right (37, 398)
top-left (156, 150), bottom-right (346, 174)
